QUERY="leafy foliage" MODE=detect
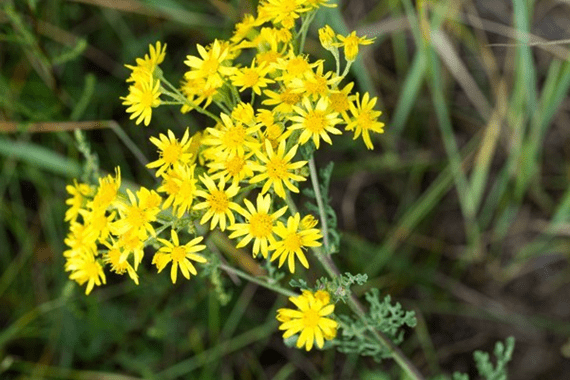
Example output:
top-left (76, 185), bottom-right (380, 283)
top-left (336, 288), bottom-right (416, 362)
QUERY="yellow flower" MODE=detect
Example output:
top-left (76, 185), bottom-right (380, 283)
top-left (180, 76), bottom-right (222, 113)
top-left (269, 213), bottom-right (322, 273)
top-left (103, 238), bottom-right (139, 285)
top-left (202, 113), bottom-right (260, 157)
top-left (116, 230), bottom-right (145, 270)
top-left (289, 62), bottom-right (341, 101)
top-left (90, 167), bottom-right (121, 212)
top-left (63, 222), bottom-right (98, 259)
top-left (259, 0), bottom-right (310, 29)
top-left (194, 174), bottom-right (241, 231)
top-left (231, 102), bottom-right (256, 126)
top-left (345, 92), bottom-right (385, 150)
top-left (276, 289), bottom-right (338, 351)
top-left (250, 139), bottom-right (307, 199)
top-left (184, 39), bottom-right (235, 86)
top-left (207, 151), bottom-right (255, 188)
top-left (327, 81), bottom-right (355, 121)
top-left (228, 193), bottom-right (288, 258)
top-left (113, 187), bottom-right (161, 240)
top-left (121, 76), bottom-right (161, 126)
top-left (125, 41), bottom-right (166, 83)
top-left (153, 229), bottom-right (207, 284)
top-left (289, 96), bottom-right (342, 149)
top-left (231, 60), bottom-right (275, 95)
top-left (272, 52), bottom-right (319, 84)
top-left (65, 251), bottom-right (106, 295)
top-left (157, 164), bottom-right (197, 218)
top-left (65, 180), bottom-right (93, 222)
top-left (231, 13), bottom-right (260, 43)
top-left (318, 25), bottom-right (336, 50)
top-left (336, 31), bottom-right (375, 62)
top-left (80, 208), bottom-right (116, 243)
top-left (262, 87), bottom-right (302, 115)
top-left (147, 128), bottom-right (193, 177)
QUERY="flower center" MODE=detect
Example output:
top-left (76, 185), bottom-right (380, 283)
top-left (267, 157), bottom-right (288, 179)
top-left (222, 125), bottom-right (246, 149)
top-left (242, 69), bottom-right (260, 87)
top-left (281, 89), bottom-right (301, 105)
top-left (178, 178), bottom-right (196, 198)
top-left (283, 232), bottom-right (302, 252)
top-left (161, 143), bottom-right (183, 165)
top-left (171, 246), bottom-right (187, 262)
top-left (203, 57), bottom-right (219, 76)
top-left (302, 308), bottom-right (320, 328)
top-left (356, 110), bottom-right (373, 129)
top-left (209, 190), bottom-right (229, 213)
top-left (305, 110), bottom-right (326, 133)
top-left (249, 213), bottom-right (273, 238)
top-left (126, 205), bottom-right (146, 228)
top-left (225, 155), bottom-right (245, 176)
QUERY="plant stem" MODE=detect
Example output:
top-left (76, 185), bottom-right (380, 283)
top-left (218, 262), bottom-right (297, 298)
top-left (308, 156), bottom-right (330, 251)
top-left (305, 158), bottom-right (425, 380)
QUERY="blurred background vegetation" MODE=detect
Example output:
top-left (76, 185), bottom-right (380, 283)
top-left (2, 0), bottom-right (570, 378)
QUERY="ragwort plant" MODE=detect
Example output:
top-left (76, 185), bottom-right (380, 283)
top-left (61, 0), bottom-right (422, 377)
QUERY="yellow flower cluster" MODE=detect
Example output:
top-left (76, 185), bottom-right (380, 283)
top-left (63, 6), bottom-right (382, 356)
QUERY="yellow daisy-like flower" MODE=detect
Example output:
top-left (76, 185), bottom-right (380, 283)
top-left (157, 163), bottom-right (197, 218)
top-left (184, 39), bottom-right (235, 86)
top-left (262, 87), bottom-right (302, 115)
top-left (289, 96), bottom-right (343, 149)
top-left (65, 251), bottom-right (106, 295)
top-left (63, 221), bottom-right (98, 259)
top-left (80, 208), bottom-right (116, 243)
top-left (116, 229), bottom-right (145, 270)
top-left (207, 151), bottom-right (255, 188)
top-left (103, 238), bottom-right (139, 285)
top-left (112, 187), bottom-right (161, 240)
top-left (328, 81), bottom-right (355, 121)
top-left (345, 92), bottom-right (385, 150)
top-left (121, 76), bottom-right (161, 126)
top-left (125, 41), bottom-right (167, 83)
top-left (194, 174), bottom-right (241, 231)
top-left (336, 31), bottom-right (375, 62)
top-left (153, 229), bottom-right (207, 284)
top-left (147, 128), bottom-right (193, 177)
top-left (276, 289), bottom-right (338, 351)
top-left (65, 180), bottom-right (93, 222)
top-left (179, 76), bottom-right (222, 113)
top-left (259, 0), bottom-right (310, 29)
top-left (231, 60), bottom-right (275, 95)
top-left (273, 52), bottom-right (319, 84)
top-left (90, 167), bottom-right (121, 212)
top-left (202, 113), bottom-right (260, 157)
top-left (231, 102), bottom-right (256, 127)
top-left (228, 193), bottom-right (288, 258)
top-left (269, 213), bottom-right (322, 273)
top-left (290, 62), bottom-right (341, 101)
top-left (250, 139), bottom-right (307, 199)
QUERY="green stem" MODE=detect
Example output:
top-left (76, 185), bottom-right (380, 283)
top-left (302, 162), bottom-right (425, 379)
top-left (308, 156), bottom-right (330, 252)
top-left (159, 75), bottom-right (221, 123)
top-left (298, 10), bottom-right (317, 54)
top-left (218, 262), bottom-right (296, 298)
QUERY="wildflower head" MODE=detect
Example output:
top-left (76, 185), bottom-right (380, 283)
top-left (276, 289), bottom-right (338, 351)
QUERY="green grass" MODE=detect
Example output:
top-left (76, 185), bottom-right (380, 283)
top-left (2, 0), bottom-right (570, 379)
